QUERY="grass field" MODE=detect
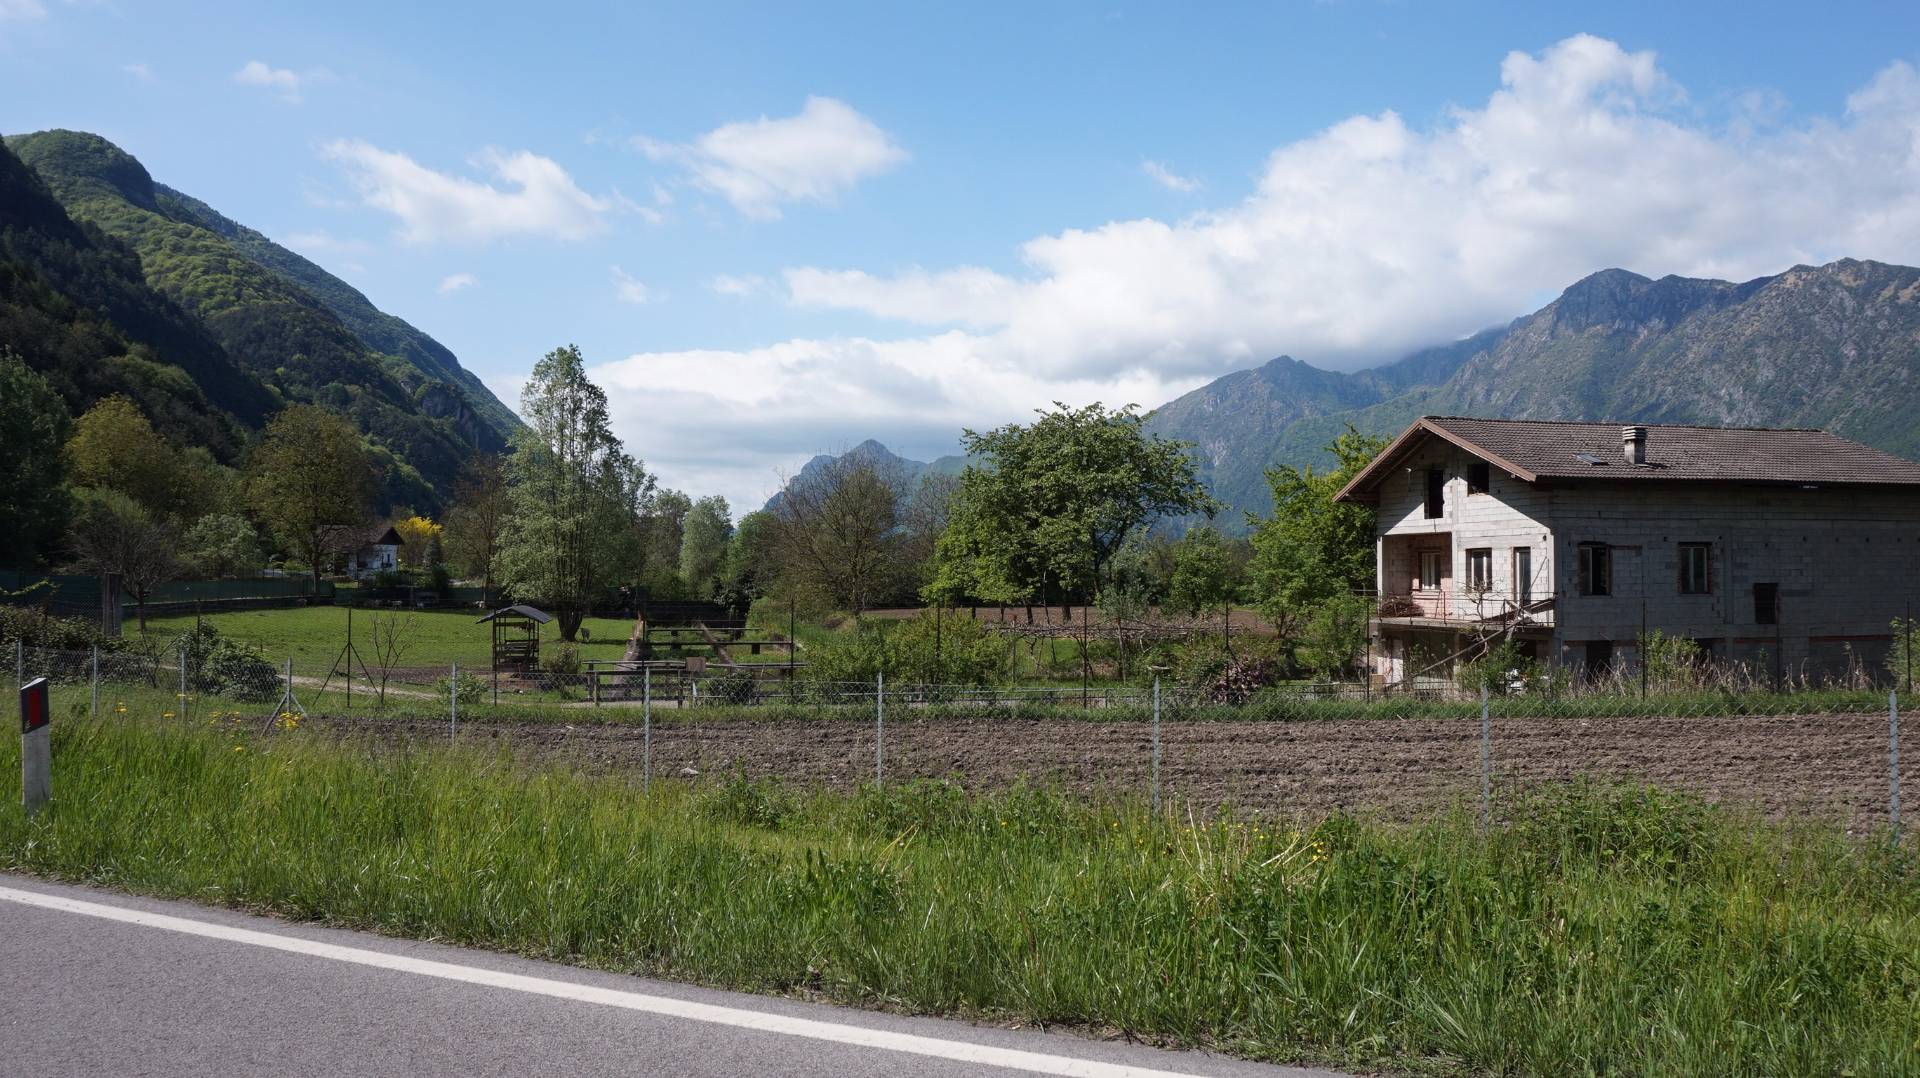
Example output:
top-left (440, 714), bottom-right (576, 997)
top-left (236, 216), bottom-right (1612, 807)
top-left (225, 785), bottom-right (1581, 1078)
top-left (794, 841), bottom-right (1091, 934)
top-left (136, 607), bottom-right (642, 671)
top-left (3, 717), bottom-right (1916, 1075)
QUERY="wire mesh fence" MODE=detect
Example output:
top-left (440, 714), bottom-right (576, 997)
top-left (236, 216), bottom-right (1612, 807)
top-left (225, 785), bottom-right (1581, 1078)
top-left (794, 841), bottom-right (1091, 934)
top-left (10, 638), bottom-right (1911, 836)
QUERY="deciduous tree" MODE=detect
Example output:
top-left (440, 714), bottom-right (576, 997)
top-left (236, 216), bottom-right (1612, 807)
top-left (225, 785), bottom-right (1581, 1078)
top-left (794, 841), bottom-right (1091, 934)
top-left (1246, 424), bottom-right (1387, 650)
top-left (68, 487), bottom-right (177, 630)
top-left (678, 496), bottom-right (733, 599)
top-left (769, 455), bottom-right (904, 616)
top-left (929, 403), bottom-right (1214, 613)
top-left (497, 345), bottom-right (647, 640)
top-left (246, 405), bottom-right (375, 585)
top-left (444, 454), bottom-right (508, 597)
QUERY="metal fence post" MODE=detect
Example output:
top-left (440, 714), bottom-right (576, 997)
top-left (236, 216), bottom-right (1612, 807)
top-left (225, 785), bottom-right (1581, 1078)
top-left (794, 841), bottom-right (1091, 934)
top-left (90, 644), bottom-right (99, 721)
top-left (178, 638), bottom-right (187, 717)
top-left (1480, 685), bottom-right (1492, 830)
top-left (13, 639), bottom-right (20, 689)
top-left (450, 661), bottom-right (458, 738)
top-left (643, 667), bottom-right (652, 795)
top-left (1151, 674), bottom-right (1162, 816)
top-left (1893, 689), bottom-right (1903, 845)
top-left (876, 670), bottom-right (885, 785)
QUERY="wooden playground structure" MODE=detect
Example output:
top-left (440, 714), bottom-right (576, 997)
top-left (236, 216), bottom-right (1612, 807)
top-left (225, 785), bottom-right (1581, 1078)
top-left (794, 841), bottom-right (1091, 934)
top-left (482, 598), bottom-right (799, 702)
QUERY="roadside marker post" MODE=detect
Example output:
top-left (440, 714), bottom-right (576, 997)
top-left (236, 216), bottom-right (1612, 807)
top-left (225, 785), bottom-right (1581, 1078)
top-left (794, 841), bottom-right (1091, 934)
top-left (20, 677), bottom-right (50, 814)
top-left (450, 662), bottom-right (458, 739)
top-left (875, 671), bottom-right (885, 786)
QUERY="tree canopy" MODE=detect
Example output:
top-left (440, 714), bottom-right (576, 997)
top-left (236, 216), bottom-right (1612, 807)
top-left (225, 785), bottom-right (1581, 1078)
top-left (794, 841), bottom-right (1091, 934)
top-left (930, 402), bottom-right (1214, 607)
top-left (1246, 424), bottom-right (1387, 638)
top-left (0, 351), bottom-right (70, 569)
top-left (497, 344), bottom-right (647, 639)
top-left (245, 404), bottom-right (374, 584)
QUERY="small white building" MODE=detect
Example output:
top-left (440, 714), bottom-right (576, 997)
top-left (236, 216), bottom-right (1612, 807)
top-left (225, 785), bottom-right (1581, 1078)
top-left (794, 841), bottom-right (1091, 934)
top-left (344, 525), bottom-right (405, 580)
top-left (1335, 417), bottom-right (1920, 685)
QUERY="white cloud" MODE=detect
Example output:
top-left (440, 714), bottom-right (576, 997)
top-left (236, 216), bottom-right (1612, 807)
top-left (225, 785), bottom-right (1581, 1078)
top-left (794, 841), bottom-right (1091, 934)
top-left (709, 273), bottom-right (769, 297)
top-left (593, 35), bottom-right (1920, 509)
top-left (0, 0), bottom-right (46, 22)
top-left (282, 229), bottom-right (371, 257)
top-left (638, 96), bottom-right (907, 219)
top-left (123, 61), bottom-right (154, 81)
top-left (1140, 160), bottom-right (1201, 192)
top-left (233, 60), bottom-right (324, 103)
top-left (611, 265), bottom-right (653, 304)
top-left (437, 272), bottom-right (478, 295)
top-left (783, 266), bottom-right (1020, 329)
top-left (322, 139), bottom-right (613, 244)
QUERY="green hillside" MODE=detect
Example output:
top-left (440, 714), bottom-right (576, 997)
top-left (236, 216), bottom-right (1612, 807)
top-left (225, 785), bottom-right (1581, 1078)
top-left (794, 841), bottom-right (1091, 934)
top-left (3, 129), bottom-right (520, 512)
top-left (0, 138), bottom-right (269, 459)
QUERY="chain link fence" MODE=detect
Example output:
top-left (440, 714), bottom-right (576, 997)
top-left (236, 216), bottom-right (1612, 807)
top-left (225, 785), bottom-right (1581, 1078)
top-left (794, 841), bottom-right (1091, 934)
top-left (10, 638), bottom-right (1910, 836)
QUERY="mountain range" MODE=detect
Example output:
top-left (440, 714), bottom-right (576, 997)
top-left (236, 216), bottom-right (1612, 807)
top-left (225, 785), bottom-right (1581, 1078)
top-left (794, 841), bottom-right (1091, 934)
top-left (791, 258), bottom-right (1920, 533)
top-left (0, 129), bottom-right (518, 512)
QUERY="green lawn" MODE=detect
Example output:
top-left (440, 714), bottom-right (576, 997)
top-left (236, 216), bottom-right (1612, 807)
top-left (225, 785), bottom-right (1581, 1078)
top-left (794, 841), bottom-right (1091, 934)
top-left (138, 607), bottom-right (640, 672)
top-left (3, 718), bottom-right (1916, 1075)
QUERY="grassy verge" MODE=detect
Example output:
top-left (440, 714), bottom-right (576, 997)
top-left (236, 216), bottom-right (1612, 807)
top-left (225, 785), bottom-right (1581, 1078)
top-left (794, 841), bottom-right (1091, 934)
top-left (2, 718), bottom-right (1916, 1074)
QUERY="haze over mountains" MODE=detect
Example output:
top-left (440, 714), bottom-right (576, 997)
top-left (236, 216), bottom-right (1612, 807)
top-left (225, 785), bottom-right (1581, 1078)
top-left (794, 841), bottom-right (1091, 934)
top-left (0, 129), bottom-right (518, 513)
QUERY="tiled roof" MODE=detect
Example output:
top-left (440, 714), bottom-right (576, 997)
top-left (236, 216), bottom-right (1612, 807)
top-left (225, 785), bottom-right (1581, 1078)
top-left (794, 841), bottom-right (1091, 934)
top-left (1336, 416), bottom-right (1920, 502)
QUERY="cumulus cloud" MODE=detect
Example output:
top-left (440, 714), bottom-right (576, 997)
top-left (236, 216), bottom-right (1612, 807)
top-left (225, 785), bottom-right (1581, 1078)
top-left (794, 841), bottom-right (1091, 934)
top-left (597, 34), bottom-right (1920, 509)
top-left (611, 265), bottom-right (653, 304)
top-left (322, 140), bottom-right (613, 244)
top-left (437, 272), bottom-right (477, 295)
top-left (709, 273), bottom-right (769, 297)
top-left (123, 61), bottom-right (154, 81)
top-left (1140, 160), bottom-right (1201, 192)
top-left (638, 96), bottom-right (907, 219)
top-left (783, 266), bottom-right (1021, 329)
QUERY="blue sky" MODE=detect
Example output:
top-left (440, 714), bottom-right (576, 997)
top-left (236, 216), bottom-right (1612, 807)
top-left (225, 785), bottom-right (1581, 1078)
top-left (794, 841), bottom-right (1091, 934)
top-left (5, 1), bottom-right (1920, 513)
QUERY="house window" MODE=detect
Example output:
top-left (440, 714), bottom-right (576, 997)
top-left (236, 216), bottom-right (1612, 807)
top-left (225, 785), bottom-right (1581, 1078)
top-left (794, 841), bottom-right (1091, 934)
top-left (1466, 548), bottom-right (1493, 591)
top-left (1424, 468), bottom-right (1445, 519)
top-left (1467, 461), bottom-right (1490, 495)
top-left (1577, 543), bottom-right (1611, 596)
top-left (1678, 542), bottom-right (1711, 594)
top-left (1754, 582), bottom-right (1779, 625)
top-left (1513, 547), bottom-right (1533, 605)
top-left (1418, 550), bottom-right (1444, 590)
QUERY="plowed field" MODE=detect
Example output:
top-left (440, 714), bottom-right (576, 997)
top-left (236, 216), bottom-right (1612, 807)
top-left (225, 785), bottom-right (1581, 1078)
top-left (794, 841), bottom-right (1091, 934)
top-left (309, 710), bottom-right (1911, 825)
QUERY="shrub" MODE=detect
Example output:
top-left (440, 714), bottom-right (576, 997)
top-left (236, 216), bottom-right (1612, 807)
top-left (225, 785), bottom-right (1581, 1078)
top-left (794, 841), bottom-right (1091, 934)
top-left (180, 624), bottom-right (279, 702)
top-left (0, 604), bottom-right (121, 654)
top-left (804, 610), bottom-right (1006, 688)
top-left (705, 670), bottom-right (758, 705)
top-left (434, 669), bottom-right (489, 709)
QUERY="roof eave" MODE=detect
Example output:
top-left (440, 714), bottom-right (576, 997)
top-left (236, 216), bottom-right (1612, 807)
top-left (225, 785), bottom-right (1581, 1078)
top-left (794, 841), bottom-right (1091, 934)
top-left (1333, 418), bottom-right (1541, 504)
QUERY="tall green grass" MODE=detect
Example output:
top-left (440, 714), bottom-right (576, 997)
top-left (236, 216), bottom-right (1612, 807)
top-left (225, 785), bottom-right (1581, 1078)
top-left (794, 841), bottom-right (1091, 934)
top-left (2, 719), bottom-right (1915, 1075)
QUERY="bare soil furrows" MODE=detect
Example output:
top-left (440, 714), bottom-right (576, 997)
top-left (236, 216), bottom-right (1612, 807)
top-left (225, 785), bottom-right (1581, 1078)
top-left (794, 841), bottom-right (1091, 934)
top-left (305, 711), bottom-right (1913, 825)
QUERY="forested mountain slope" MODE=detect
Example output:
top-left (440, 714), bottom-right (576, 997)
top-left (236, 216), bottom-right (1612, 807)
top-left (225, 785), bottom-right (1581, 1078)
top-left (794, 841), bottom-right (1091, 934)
top-left (3, 129), bottom-right (519, 511)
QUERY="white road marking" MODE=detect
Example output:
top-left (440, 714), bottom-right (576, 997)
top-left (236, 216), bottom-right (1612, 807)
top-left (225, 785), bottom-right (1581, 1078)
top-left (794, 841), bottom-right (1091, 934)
top-left (0, 885), bottom-right (1212, 1078)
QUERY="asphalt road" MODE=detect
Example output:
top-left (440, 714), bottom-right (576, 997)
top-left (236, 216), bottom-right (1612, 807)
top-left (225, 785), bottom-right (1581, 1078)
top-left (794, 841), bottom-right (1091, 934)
top-left (0, 875), bottom-right (1346, 1078)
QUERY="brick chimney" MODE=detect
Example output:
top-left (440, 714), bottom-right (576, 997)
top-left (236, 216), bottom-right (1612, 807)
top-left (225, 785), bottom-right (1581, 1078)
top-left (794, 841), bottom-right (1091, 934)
top-left (1622, 425), bottom-right (1648, 466)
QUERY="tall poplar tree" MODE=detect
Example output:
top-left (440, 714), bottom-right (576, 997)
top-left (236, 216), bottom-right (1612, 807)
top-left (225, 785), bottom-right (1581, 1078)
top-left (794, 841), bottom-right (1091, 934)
top-left (497, 345), bottom-right (647, 640)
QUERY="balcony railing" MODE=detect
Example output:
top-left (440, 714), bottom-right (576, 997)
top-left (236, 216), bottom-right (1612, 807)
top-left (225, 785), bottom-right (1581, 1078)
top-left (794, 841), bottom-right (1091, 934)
top-left (1373, 587), bottom-right (1555, 626)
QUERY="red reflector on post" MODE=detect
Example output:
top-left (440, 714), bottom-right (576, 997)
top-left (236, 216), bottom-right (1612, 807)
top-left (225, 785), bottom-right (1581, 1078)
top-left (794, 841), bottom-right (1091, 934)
top-left (20, 678), bottom-right (48, 734)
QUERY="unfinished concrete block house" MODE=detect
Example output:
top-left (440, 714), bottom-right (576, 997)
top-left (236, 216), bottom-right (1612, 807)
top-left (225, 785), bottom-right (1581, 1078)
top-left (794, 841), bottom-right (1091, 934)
top-left (1334, 417), bottom-right (1920, 686)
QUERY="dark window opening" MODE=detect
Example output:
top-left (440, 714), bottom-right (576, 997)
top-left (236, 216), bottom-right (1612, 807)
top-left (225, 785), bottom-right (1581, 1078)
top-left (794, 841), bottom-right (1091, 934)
top-left (1424, 468), bottom-right (1445, 519)
top-left (1584, 640), bottom-right (1615, 682)
top-left (1467, 461), bottom-right (1490, 495)
top-left (1513, 547), bottom-right (1533, 605)
top-left (1754, 583), bottom-right (1779, 625)
top-left (1577, 543), bottom-right (1611, 596)
top-left (1679, 542), bottom-right (1711, 595)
